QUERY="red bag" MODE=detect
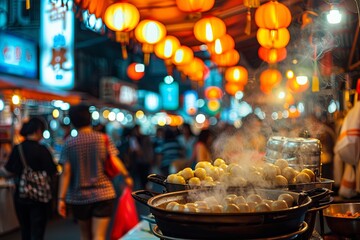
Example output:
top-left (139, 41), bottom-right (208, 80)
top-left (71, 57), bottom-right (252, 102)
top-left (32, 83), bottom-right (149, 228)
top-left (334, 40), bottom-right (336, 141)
top-left (104, 135), bottom-right (122, 179)
top-left (110, 187), bottom-right (139, 239)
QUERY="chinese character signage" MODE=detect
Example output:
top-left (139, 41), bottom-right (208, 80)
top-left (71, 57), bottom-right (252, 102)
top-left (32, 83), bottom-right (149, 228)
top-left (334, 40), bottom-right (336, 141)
top-left (40, 1), bottom-right (74, 89)
top-left (0, 32), bottom-right (37, 78)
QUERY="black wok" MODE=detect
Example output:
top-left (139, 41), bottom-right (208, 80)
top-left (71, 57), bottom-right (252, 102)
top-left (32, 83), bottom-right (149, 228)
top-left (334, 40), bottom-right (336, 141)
top-left (132, 188), bottom-right (312, 239)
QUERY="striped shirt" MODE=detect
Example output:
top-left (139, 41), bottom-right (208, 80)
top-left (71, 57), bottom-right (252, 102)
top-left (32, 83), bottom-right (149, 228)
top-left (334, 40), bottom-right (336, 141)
top-left (59, 130), bottom-right (117, 204)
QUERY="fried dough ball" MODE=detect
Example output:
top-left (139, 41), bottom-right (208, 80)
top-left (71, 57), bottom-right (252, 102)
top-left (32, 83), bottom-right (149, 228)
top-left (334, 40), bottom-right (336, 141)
top-left (188, 177), bottom-right (201, 187)
top-left (203, 176), bottom-right (214, 183)
top-left (255, 202), bottom-right (271, 212)
top-left (262, 199), bottom-right (274, 206)
top-left (171, 175), bottom-right (186, 185)
top-left (271, 200), bottom-right (288, 210)
top-left (213, 158), bottom-right (226, 167)
top-left (180, 167), bottom-right (194, 180)
top-left (194, 168), bottom-right (207, 180)
top-left (206, 166), bottom-right (220, 180)
top-left (246, 194), bottom-right (263, 204)
top-left (301, 168), bottom-right (315, 182)
top-left (228, 164), bottom-right (243, 176)
top-left (173, 204), bottom-right (186, 212)
top-left (210, 205), bottom-right (223, 213)
top-left (195, 161), bottom-right (212, 169)
top-left (167, 174), bottom-right (177, 183)
top-left (278, 193), bottom-right (294, 207)
top-left (282, 167), bottom-right (297, 182)
top-left (274, 175), bottom-right (288, 187)
top-left (263, 163), bottom-right (278, 180)
top-left (197, 205), bottom-right (211, 213)
top-left (247, 202), bottom-right (256, 212)
top-left (295, 172), bottom-right (311, 183)
top-left (219, 163), bottom-right (228, 171)
top-left (184, 205), bottom-right (198, 213)
top-left (233, 196), bottom-right (246, 205)
top-left (274, 159), bottom-right (289, 170)
top-left (224, 194), bottom-right (237, 204)
top-left (166, 201), bottom-right (179, 211)
top-left (237, 203), bottom-right (250, 213)
top-left (224, 203), bottom-right (240, 213)
top-left (194, 201), bottom-right (208, 208)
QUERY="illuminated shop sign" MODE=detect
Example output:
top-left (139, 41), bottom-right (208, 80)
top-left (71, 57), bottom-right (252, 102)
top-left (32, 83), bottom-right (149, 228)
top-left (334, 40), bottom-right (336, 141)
top-left (0, 32), bottom-right (37, 78)
top-left (100, 77), bottom-right (137, 106)
top-left (40, 1), bottom-right (74, 89)
top-left (160, 82), bottom-right (179, 110)
top-left (144, 91), bottom-right (160, 112)
top-left (183, 90), bottom-right (198, 115)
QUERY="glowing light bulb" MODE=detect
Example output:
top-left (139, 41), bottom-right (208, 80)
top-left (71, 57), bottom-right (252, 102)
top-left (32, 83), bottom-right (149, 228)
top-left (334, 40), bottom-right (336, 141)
top-left (327, 9), bottom-right (342, 24)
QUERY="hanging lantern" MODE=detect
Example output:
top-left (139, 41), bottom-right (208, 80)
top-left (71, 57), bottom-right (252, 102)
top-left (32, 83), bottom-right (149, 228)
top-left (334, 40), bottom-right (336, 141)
top-left (225, 83), bottom-right (244, 96)
top-left (211, 49), bottom-right (240, 67)
top-left (225, 66), bottom-right (248, 85)
top-left (172, 46), bottom-right (194, 66)
top-left (154, 35), bottom-right (181, 60)
top-left (127, 63), bottom-right (145, 81)
top-left (104, 2), bottom-right (139, 32)
top-left (194, 16), bottom-right (226, 43)
top-left (286, 77), bottom-right (309, 93)
top-left (244, 0), bottom-right (260, 35)
top-left (179, 57), bottom-right (205, 76)
top-left (176, 0), bottom-right (215, 12)
top-left (255, 0), bottom-right (291, 29)
top-left (205, 86), bottom-right (223, 100)
top-left (135, 19), bottom-right (167, 64)
top-left (206, 34), bottom-right (235, 55)
top-left (260, 68), bottom-right (282, 93)
top-left (257, 28), bottom-right (290, 49)
top-left (258, 47), bottom-right (287, 63)
top-left (103, 2), bottom-right (140, 59)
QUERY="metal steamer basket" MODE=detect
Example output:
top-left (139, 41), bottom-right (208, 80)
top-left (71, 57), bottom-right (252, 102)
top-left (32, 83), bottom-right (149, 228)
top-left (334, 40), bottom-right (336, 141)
top-left (265, 136), bottom-right (322, 178)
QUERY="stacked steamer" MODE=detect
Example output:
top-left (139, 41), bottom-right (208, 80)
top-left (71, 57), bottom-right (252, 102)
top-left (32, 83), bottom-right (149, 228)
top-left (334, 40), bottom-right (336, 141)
top-left (265, 136), bottom-right (334, 191)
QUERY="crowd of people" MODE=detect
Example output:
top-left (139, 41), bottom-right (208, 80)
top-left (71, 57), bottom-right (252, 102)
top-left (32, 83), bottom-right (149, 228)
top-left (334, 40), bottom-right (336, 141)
top-left (0, 101), bottom-right (359, 239)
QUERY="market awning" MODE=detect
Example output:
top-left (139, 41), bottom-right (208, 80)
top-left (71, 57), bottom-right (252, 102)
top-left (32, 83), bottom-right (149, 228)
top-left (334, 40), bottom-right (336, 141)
top-left (0, 75), bottom-right (81, 105)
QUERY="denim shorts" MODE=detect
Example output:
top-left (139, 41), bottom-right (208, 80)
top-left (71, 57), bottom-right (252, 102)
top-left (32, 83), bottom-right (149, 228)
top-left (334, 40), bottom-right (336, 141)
top-left (70, 199), bottom-right (115, 220)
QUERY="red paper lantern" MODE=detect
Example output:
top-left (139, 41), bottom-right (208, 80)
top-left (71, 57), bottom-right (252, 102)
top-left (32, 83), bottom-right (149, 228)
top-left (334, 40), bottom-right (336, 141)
top-left (225, 83), bottom-right (244, 96)
top-left (194, 16), bottom-right (226, 43)
top-left (127, 63), bottom-right (145, 81)
top-left (255, 0), bottom-right (291, 29)
top-left (260, 68), bottom-right (282, 93)
top-left (258, 47), bottom-right (287, 63)
top-left (211, 49), bottom-right (240, 67)
top-left (225, 66), bottom-right (248, 85)
top-left (206, 34), bottom-right (235, 55)
top-left (176, 0), bottom-right (215, 12)
top-left (257, 28), bottom-right (290, 49)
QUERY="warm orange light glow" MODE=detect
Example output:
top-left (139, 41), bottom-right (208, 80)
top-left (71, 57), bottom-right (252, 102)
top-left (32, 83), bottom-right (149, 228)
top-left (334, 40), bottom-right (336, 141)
top-left (135, 19), bottom-right (166, 45)
top-left (194, 16), bottom-right (226, 43)
top-left (258, 47), bottom-right (287, 63)
top-left (286, 77), bottom-right (309, 93)
top-left (257, 28), bottom-right (290, 49)
top-left (207, 99), bottom-right (221, 112)
top-left (127, 63), bottom-right (145, 81)
top-left (225, 66), bottom-right (248, 85)
top-left (154, 35), bottom-right (181, 60)
top-left (176, 0), bottom-right (215, 12)
top-left (172, 46), bottom-right (194, 65)
top-left (104, 2), bottom-right (140, 32)
top-left (206, 34), bottom-right (235, 55)
top-left (211, 49), bottom-right (240, 67)
top-left (204, 86), bottom-right (223, 100)
top-left (260, 68), bottom-right (282, 93)
top-left (255, 0), bottom-right (291, 29)
top-left (225, 83), bottom-right (244, 96)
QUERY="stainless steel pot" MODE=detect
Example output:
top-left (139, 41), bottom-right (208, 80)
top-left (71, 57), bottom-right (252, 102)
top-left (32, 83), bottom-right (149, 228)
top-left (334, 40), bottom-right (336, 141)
top-left (132, 188), bottom-right (312, 239)
top-left (323, 202), bottom-right (360, 238)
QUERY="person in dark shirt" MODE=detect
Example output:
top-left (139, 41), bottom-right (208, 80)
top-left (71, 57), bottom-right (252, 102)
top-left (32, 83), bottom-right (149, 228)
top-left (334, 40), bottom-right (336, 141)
top-left (158, 126), bottom-right (185, 176)
top-left (0, 117), bottom-right (58, 240)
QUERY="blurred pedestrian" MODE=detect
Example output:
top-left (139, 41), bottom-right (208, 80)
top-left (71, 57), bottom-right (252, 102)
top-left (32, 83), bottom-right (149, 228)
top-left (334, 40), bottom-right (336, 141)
top-left (57, 104), bottom-right (133, 240)
top-left (158, 126), bottom-right (186, 176)
top-left (192, 129), bottom-right (215, 165)
top-left (0, 117), bottom-right (58, 240)
top-left (129, 125), bottom-right (153, 189)
top-left (177, 123), bottom-right (196, 163)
